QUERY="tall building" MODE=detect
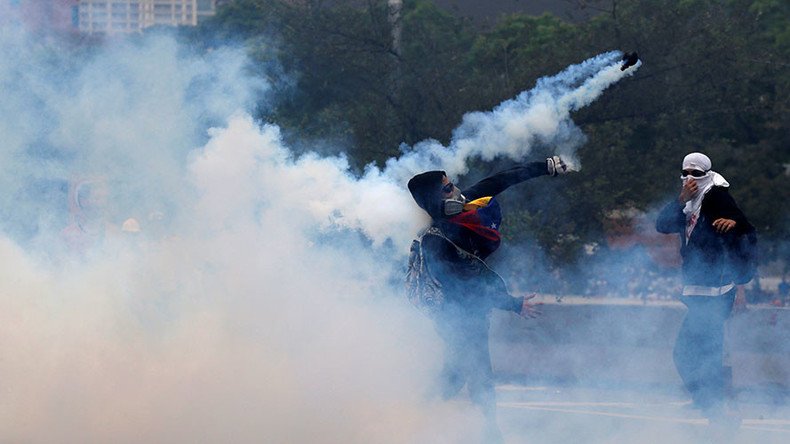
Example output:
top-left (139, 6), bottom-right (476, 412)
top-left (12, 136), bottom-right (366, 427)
top-left (78, 0), bottom-right (218, 35)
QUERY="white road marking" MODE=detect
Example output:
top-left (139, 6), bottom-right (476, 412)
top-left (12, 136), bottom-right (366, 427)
top-left (501, 401), bottom-right (639, 407)
top-left (498, 403), bottom-right (790, 433)
top-left (496, 385), bottom-right (549, 392)
top-left (498, 403), bottom-right (708, 425)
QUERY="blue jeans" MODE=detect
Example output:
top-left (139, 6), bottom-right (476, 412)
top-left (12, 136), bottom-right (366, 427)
top-left (674, 290), bottom-right (735, 410)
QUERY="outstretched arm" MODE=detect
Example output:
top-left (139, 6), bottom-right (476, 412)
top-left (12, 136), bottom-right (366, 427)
top-left (462, 162), bottom-right (548, 200)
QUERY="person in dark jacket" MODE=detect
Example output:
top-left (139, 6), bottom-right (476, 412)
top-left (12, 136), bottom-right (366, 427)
top-left (407, 156), bottom-right (567, 442)
top-left (656, 152), bottom-right (755, 424)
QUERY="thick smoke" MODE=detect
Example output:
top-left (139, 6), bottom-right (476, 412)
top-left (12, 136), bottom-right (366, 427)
top-left (0, 17), bottom-right (645, 444)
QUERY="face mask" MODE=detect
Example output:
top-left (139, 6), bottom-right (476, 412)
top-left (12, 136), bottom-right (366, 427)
top-left (680, 171), bottom-right (710, 194)
top-left (440, 183), bottom-right (466, 216)
top-left (443, 198), bottom-right (466, 216)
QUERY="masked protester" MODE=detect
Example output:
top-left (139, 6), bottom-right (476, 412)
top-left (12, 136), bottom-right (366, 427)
top-left (656, 152), bottom-right (755, 426)
top-left (407, 156), bottom-right (568, 443)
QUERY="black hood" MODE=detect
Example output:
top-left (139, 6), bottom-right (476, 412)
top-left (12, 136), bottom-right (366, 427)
top-left (408, 170), bottom-right (445, 220)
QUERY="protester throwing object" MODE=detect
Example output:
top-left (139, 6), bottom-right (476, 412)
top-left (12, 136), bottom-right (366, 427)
top-left (406, 156), bottom-right (568, 443)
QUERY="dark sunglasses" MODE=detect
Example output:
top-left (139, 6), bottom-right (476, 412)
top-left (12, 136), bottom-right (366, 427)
top-left (441, 182), bottom-right (455, 194)
top-left (681, 169), bottom-right (707, 178)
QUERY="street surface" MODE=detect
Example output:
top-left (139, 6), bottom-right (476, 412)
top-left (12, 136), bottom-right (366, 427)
top-left (496, 383), bottom-right (789, 443)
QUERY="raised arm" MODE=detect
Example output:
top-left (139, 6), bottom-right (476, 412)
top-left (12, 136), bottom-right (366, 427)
top-left (461, 162), bottom-right (548, 200)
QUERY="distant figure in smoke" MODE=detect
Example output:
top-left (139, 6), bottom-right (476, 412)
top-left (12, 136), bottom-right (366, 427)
top-left (656, 152), bottom-right (756, 425)
top-left (407, 156), bottom-right (568, 442)
top-left (778, 276), bottom-right (790, 306)
top-left (62, 178), bottom-right (111, 254)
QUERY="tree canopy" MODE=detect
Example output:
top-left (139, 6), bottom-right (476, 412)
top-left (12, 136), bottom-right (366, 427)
top-left (196, 0), bottom-right (789, 270)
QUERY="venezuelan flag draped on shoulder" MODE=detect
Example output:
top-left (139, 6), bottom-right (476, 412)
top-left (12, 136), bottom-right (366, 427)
top-left (447, 196), bottom-right (502, 258)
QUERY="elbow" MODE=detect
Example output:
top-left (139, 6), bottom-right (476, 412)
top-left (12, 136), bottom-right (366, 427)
top-left (656, 226), bottom-right (671, 235)
top-left (655, 220), bottom-right (672, 234)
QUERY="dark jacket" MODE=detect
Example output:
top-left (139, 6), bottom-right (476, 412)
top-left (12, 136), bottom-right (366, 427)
top-left (422, 232), bottom-right (521, 314)
top-left (422, 162), bottom-right (547, 315)
top-left (656, 186), bottom-right (755, 288)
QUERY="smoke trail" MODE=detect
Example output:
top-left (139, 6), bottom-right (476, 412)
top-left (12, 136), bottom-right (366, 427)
top-left (0, 18), bottom-right (642, 444)
top-left (297, 50), bottom-right (641, 245)
top-left (383, 50), bottom-right (641, 183)
top-left (187, 51), bottom-right (640, 247)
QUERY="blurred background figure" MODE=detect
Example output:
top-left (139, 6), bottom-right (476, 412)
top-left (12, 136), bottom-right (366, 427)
top-left (778, 276), bottom-right (790, 307)
top-left (61, 177), bottom-right (111, 254)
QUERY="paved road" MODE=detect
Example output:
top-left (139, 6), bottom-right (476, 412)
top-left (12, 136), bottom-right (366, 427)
top-left (495, 384), bottom-right (790, 444)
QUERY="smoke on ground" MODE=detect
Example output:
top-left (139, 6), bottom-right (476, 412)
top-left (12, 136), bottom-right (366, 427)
top-left (0, 18), bottom-right (666, 444)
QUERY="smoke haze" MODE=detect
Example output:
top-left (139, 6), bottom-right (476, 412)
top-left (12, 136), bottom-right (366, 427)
top-left (0, 17), bottom-right (661, 444)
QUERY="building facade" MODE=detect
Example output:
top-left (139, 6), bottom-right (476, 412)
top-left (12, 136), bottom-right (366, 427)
top-left (77, 0), bottom-right (218, 35)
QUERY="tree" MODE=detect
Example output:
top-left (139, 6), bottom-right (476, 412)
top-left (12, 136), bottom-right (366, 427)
top-left (197, 0), bottom-right (789, 267)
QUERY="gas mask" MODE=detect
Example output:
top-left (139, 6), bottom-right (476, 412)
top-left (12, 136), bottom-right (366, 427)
top-left (442, 185), bottom-right (466, 216)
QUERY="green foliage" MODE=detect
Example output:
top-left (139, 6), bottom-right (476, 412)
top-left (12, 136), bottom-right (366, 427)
top-left (394, 0), bottom-right (477, 148)
top-left (468, 14), bottom-right (579, 97)
top-left (572, 0), bottom-right (788, 251)
top-left (199, 0), bottom-right (789, 266)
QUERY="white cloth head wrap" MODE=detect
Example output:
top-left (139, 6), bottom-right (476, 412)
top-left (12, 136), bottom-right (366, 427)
top-left (681, 152), bottom-right (729, 217)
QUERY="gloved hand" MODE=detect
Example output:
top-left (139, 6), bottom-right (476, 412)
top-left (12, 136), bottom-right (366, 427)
top-left (546, 155), bottom-right (568, 176)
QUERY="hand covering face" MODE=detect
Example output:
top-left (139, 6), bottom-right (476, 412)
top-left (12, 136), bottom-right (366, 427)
top-left (681, 152), bottom-right (729, 218)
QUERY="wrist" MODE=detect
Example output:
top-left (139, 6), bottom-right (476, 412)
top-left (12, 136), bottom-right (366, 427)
top-left (546, 156), bottom-right (567, 176)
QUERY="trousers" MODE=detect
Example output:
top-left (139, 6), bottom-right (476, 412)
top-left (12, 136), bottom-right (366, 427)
top-left (434, 308), bottom-right (496, 418)
top-left (674, 289), bottom-right (735, 409)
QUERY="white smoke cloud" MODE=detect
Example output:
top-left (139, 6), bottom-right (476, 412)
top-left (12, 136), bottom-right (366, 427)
top-left (383, 51), bottom-right (641, 182)
top-left (0, 17), bottom-right (642, 444)
top-left (0, 25), bottom-right (460, 444)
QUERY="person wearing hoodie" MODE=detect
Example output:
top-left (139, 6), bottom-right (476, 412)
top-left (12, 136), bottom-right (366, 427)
top-left (406, 156), bottom-right (568, 442)
top-left (656, 152), bottom-right (755, 425)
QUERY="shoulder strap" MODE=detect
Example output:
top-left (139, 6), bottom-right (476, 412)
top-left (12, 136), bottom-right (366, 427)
top-left (423, 226), bottom-right (478, 260)
top-left (422, 226), bottom-right (506, 281)
top-left (424, 227), bottom-right (517, 310)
